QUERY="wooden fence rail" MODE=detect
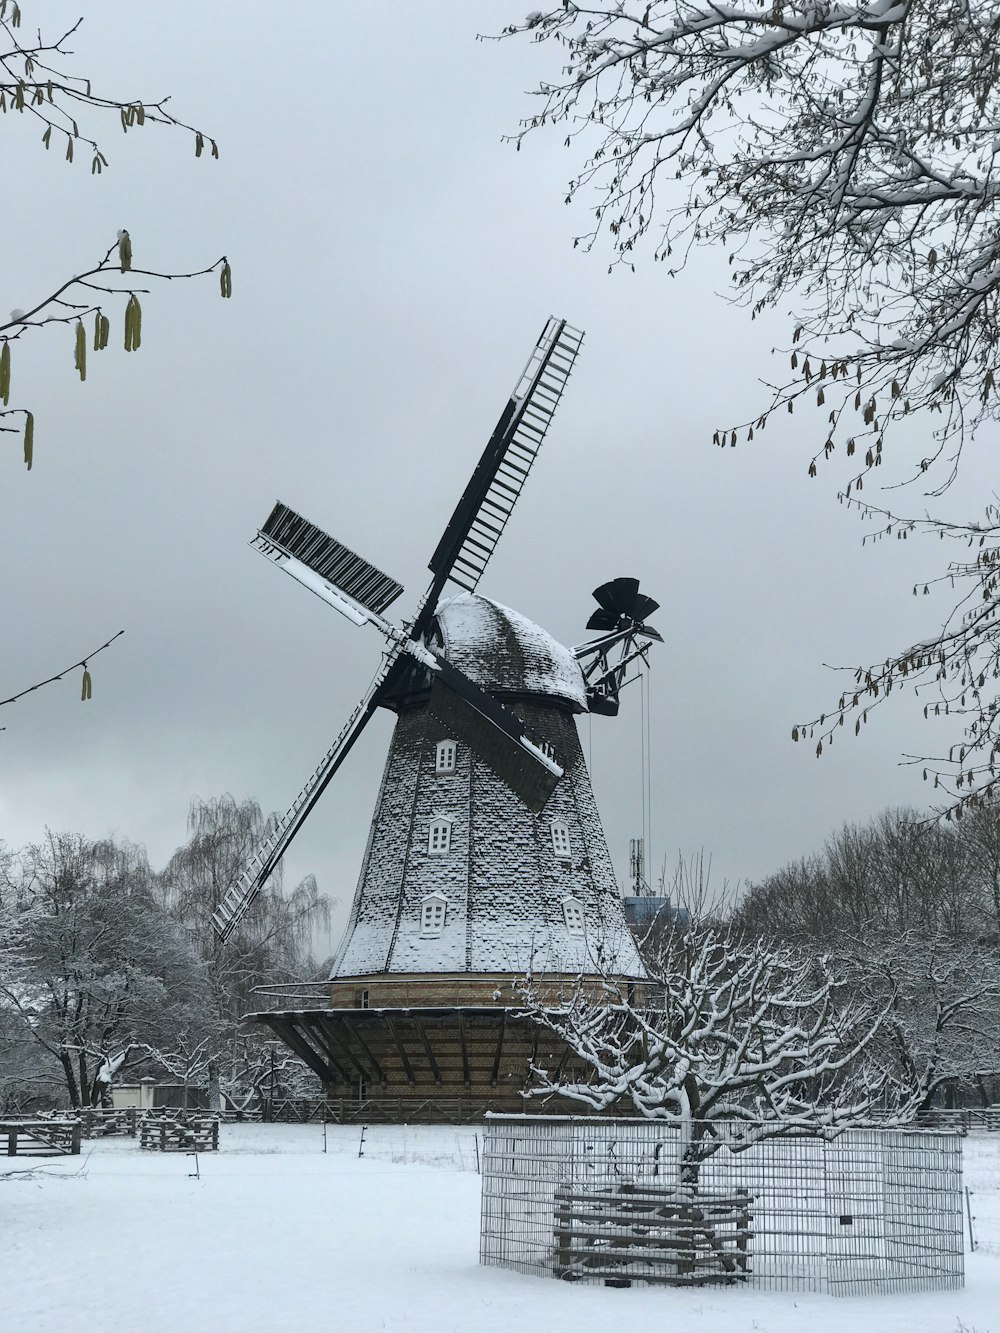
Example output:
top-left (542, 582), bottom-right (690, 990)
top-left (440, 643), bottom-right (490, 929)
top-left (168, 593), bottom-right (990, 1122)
top-left (73, 1108), bottom-right (139, 1138)
top-left (917, 1108), bottom-right (1000, 1133)
top-left (2, 1119), bottom-right (82, 1157)
top-left (139, 1114), bottom-right (220, 1152)
top-left (264, 1096), bottom-right (507, 1125)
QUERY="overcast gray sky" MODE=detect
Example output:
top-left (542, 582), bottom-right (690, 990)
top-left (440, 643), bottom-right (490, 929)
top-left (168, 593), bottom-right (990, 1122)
top-left (1, 2), bottom-right (971, 953)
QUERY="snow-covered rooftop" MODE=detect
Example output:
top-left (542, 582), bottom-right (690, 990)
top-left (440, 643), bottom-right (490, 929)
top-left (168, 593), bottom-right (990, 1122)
top-left (434, 594), bottom-right (587, 712)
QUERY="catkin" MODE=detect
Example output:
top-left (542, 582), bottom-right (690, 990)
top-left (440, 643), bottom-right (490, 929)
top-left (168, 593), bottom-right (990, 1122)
top-left (74, 320), bottom-right (86, 381)
top-left (124, 295), bottom-right (142, 352)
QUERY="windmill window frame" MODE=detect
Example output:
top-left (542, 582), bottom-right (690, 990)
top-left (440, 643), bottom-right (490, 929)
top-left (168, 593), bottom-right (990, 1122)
top-left (435, 739), bottom-right (457, 775)
top-left (551, 819), bottom-right (572, 861)
top-left (562, 896), bottom-right (586, 937)
top-left (420, 893), bottom-right (449, 937)
top-left (428, 817), bottom-right (453, 855)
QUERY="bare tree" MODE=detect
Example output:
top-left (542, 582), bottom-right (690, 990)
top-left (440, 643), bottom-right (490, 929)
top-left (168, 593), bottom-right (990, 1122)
top-left (497, 3), bottom-right (1000, 809)
top-left (735, 807), bottom-right (988, 940)
top-left (963, 801), bottom-right (1000, 936)
top-left (842, 928), bottom-right (1000, 1110)
top-left (0, 832), bottom-right (211, 1107)
top-left (523, 922), bottom-right (893, 1182)
top-left (139, 1029), bottom-right (320, 1113)
top-left (158, 795), bottom-right (330, 1018)
top-left (734, 806), bottom-right (1000, 1106)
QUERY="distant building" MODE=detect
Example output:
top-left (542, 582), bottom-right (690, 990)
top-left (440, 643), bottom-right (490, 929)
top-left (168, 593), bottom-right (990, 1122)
top-left (112, 1078), bottom-right (209, 1111)
top-left (623, 897), bottom-right (689, 932)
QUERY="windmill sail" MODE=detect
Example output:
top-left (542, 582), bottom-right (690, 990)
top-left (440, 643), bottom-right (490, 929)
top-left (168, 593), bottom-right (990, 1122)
top-left (211, 645), bottom-right (403, 942)
top-left (258, 502), bottom-right (404, 619)
top-left (215, 319), bottom-right (585, 944)
top-left (416, 318), bottom-right (584, 633)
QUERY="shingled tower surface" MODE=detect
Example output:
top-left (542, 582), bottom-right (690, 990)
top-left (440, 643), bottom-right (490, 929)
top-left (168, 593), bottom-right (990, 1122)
top-left (331, 594), bottom-right (644, 986)
top-left (251, 594), bottom-right (647, 1121)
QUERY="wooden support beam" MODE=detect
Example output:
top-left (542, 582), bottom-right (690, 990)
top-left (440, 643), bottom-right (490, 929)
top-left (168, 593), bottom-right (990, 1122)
top-left (490, 1011), bottom-right (506, 1088)
top-left (384, 1016), bottom-right (416, 1085)
top-left (267, 1016), bottom-right (335, 1083)
top-left (311, 1016), bottom-right (371, 1082)
top-left (296, 1015), bottom-right (349, 1084)
top-left (341, 1018), bottom-right (385, 1084)
top-left (457, 1013), bottom-right (471, 1088)
top-left (413, 1018), bottom-right (441, 1085)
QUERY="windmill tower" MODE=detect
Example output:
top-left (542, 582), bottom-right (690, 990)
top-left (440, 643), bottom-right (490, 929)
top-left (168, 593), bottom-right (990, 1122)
top-left (214, 320), bottom-right (662, 1118)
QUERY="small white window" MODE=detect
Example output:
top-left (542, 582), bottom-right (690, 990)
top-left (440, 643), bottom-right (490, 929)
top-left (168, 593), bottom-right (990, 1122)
top-left (359, 989), bottom-right (369, 1010)
top-left (421, 894), bottom-right (448, 936)
top-left (428, 818), bottom-right (452, 854)
top-left (435, 739), bottom-right (457, 774)
top-left (551, 819), bottom-right (571, 859)
top-left (562, 897), bottom-right (585, 937)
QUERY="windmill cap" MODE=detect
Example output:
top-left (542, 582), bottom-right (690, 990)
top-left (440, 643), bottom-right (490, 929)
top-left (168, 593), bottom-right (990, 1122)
top-left (434, 594), bottom-right (587, 711)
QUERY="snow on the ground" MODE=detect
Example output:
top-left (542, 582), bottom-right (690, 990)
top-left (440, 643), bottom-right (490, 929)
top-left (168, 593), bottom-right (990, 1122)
top-left (2, 1123), bottom-right (998, 1333)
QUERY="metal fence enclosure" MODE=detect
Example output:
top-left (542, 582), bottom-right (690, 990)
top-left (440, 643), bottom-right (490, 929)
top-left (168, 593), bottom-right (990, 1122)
top-left (480, 1115), bottom-right (964, 1296)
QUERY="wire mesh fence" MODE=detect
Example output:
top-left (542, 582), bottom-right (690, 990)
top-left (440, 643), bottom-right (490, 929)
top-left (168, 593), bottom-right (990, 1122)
top-left (480, 1115), bottom-right (964, 1296)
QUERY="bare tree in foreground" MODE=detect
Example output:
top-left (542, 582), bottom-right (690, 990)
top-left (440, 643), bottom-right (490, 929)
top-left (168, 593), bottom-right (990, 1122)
top-left (523, 923), bottom-right (895, 1182)
top-left (497, 3), bottom-right (1000, 809)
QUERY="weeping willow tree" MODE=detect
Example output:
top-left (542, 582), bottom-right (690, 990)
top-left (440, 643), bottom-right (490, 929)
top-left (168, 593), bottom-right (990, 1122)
top-left (154, 796), bottom-right (331, 1108)
top-left (159, 795), bottom-right (330, 1020)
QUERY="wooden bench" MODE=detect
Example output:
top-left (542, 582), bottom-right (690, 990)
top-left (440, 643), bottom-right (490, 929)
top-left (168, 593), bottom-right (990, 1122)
top-left (139, 1113), bottom-right (219, 1152)
top-left (2, 1119), bottom-right (82, 1157)
top-left (553, 1181), bottom-right (753, 1286)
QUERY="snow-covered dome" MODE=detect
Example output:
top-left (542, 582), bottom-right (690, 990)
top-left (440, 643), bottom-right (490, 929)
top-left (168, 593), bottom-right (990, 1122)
top-left (433, 594), bottom-right (587, 712)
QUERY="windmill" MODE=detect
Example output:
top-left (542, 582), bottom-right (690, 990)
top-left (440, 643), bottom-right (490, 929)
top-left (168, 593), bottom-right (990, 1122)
top-left (217, 318), bottom-right (662, 1117)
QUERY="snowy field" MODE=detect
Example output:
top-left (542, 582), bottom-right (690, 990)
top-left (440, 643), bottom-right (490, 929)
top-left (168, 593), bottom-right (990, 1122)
top-left (2, 1123), bottom-right (999, 1333)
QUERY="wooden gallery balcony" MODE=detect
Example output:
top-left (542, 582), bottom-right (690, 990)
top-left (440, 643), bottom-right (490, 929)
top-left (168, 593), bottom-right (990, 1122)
top-left (246, 975), bottom-right (644, 1118)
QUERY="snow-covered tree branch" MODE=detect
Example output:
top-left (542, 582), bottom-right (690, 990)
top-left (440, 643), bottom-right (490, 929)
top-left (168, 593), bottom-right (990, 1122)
top-left (836, 927), bottom-right (1000, 1110)
top-left (0, 832), bottom-right (212, 1107)
top-left (523, 921), bottom-right (901, 1171)
top-left (500, 2), bottom-right (1000, 488)
top-left (497, 2), bottom-right (1000, 810)
top-left (0, 797), bottom-right (329, 1112)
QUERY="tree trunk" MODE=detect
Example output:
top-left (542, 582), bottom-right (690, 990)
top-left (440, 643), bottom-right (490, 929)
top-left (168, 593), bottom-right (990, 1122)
top-left (208, 1060), bottom-right (221, 1112)
top-left (59, 1052), bottom-right (80, 1108)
